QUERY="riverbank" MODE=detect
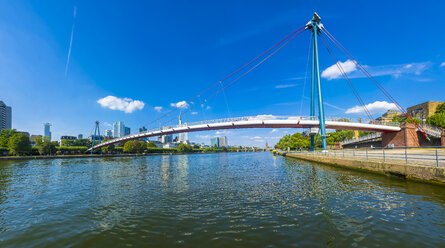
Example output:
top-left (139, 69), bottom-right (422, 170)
top-left (280, 152), bottom-right (445, 185)
top-left (0, 150), bottom-right (264, 161)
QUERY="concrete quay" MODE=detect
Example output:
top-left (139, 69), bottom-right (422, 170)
top-left (280, 151), bottom-right (445, 185)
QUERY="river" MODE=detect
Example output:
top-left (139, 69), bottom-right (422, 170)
top-left (0, 152), bottom-right (444, 247)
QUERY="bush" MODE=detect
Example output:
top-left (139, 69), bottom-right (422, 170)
top-left (427, 112), bottom-right (445, 128)
top-left (146, 142), bottom-right (157, 148)
top-left (35, 136), bottom-right (57, 155)
top-left (0, 147), bottom-right (8, 156)
top-left (123, 141), bottom-right (146, 153)
top-left (177, 144), bottom-right (192, 153)
top-left (56, 146), bottom-right (88, 154)
top-left (8, 133), bottom-right (31, 156)
top-left (146, 147), bottom-right (177, 153)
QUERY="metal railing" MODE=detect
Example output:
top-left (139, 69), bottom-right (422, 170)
top-left (418, 124), bottom-right (443, 138)
top-left (284, 147), bottom-right (445, 167)
top-left (92, 115), bottom-right (403, 150)
top-left (342, 132), bottom-right (382, 145)
top-left (141, 115), bottom-right (400, 135)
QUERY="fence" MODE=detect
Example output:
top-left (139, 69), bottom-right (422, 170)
top-left (285, 147), bottom-right (445, 168)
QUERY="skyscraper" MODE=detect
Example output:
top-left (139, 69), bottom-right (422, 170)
top-left (0, 101), bottom-right (12, 130)
top-left (43, 123), bottom-right (52, 140)
top-left (218, 136), bottom-right (228, 147)
top-left (113, 122), bottom-right (125, 138)
top-left (105, 129), bottom-right (113, 137)
top-left (179, 132), bottom-right (189, 144)
top-left (161, 134), bottom-right (173, 144)
top-left (124, 127), bottom-right (131, 136)
top-left (210, 137), bottom-right (219, 148)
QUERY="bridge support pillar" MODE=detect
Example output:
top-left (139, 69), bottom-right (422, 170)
top-left (382, 123), bottom-right (419, 148)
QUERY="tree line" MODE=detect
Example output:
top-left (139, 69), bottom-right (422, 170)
top-left (0, 131), bottom-right (253, 156)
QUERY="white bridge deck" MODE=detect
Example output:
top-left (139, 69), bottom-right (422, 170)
top-left (89, 116), bottom-right (401, 151)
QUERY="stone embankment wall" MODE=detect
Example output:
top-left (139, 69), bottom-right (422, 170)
top-left (282, 152), bottom-right (445, 185)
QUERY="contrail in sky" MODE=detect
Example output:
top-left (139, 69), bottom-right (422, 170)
top-left (65, 6), bottom-right (77, 76)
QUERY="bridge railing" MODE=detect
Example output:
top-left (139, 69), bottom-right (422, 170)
top-left (342, 132), bottom-right (382, 145)
top-left (95, 115), bottom-right (402, 149)
top-left (417, 123), bottom-right (443, 138)
top-left (140, 115), bottom-right (400, 135)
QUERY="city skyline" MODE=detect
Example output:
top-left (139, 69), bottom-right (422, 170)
top-left (1, 1), bottom-right (445, 146)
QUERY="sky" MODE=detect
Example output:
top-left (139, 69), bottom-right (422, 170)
top-left (1, 0), bottom-right (445, 147)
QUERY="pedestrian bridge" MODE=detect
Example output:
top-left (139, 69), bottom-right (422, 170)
top-left (89, 115), bottom-right (401, 151)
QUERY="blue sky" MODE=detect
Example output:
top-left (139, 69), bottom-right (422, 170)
top-left (1, 0), bottom-right (445, 147)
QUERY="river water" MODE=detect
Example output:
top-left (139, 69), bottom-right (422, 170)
top-left (0, 152), bottom-right (444, 247)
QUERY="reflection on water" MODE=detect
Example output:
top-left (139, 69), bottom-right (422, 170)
top-left (0, 152), bottom-right (444, 247)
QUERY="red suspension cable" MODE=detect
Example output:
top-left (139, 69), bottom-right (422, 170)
top-left (160, 28), bottom-right (307, 126)
top-left (319, 33), bottom-right (374, 120)
top-left (322, 26), bottom-right (429, 138)
top-left (145, 25), bottom-right (307, 128)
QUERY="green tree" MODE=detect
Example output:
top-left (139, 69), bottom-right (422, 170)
top-left (123, 141), bottom-right (136, 153)
top-left (147, 142), bottom-right (157, 148)
top-left (73, 139), bottom-right (92, 147)
top-left (275, 133), bottom-right (311, 150)
top-left (427, 112), bottom-right (445, 128)
top-left (213, 144), bottom-right (218, 149)
top-left (61, 139), bottom-right (75, 146)
top-left (7, 133), bottom-right (31, 155)
top-left (0, 129), bottom-right (17, 148)
top-left (221, 146), bottom-right (228, 152)
top-left (35, 136), bottom-right (57, 155)
top-left (178, 144), bottom-right (192, 153)
top-left (102, 144), bottom-right (115, 153)
top-left (435, 102), bottom-right (445, 114)
top-left (392, 115), bottom-right (421, 124)
top-left (123, 140), bottom-right (145, 153)
top-left (193, 144), bottom-right (200, 149)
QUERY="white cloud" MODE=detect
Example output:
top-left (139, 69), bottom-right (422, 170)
top-left (275, 84), bottom-right (297, 89)
top-left (97, 96), bottom-right (145, 113)
top-left (170, 101), bottom-right (189, 109)
top-left (322, 60), bottom-right (430, 80)
top-left (215, 130), bottom-right (233, 135)
top-left (321, 60), bottom-right (357, 80)
top-left (191, 111), bottom-right (198, 115)
top-left (64, 6), bottom-right (77, 76)
top-left (103, 122), bottom-right (113, 128)
top-left (440, 62), bottom-right (445, 67)
top-left (206, 106), bottom-right (211, 110)
top-left (345, 101), bottom-right (397, 115)
top-left (154, 106), bottom-right (163, 112)
top-left (270, 129), bottom-right (278, 133)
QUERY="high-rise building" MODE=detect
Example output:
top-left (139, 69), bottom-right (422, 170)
top-left (0, 101), bottom-right (12, 130)
top-left (78, 134), bottom-right (83, 139)
top-left (105, 129), bottom-right (113, 137)
top-left (139, 126), bottom-right (147, 133)
top-left (43, 123), bottom-right (52, 140)
top-left (179, 132), bottom-right (189, 144)
top-left (210, 136), bottom-right (228, 148)
top-left (161, 134), bottom-right (173, 144)
top-left (113, 122), bottom-right (126, 138)
top-left (177, 114), bottom-right (189, 143)
top-left (218, 136), bottom-right (228, 147)
top-left (210, 137), bottom-right (219, 148)
top-left (124, 127), bottom-right (131, 136)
